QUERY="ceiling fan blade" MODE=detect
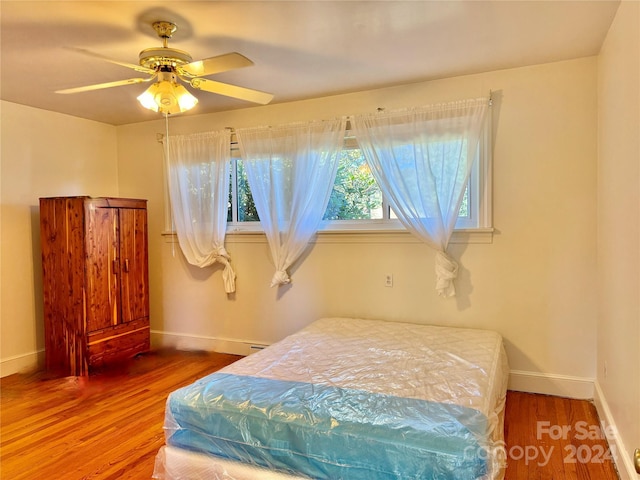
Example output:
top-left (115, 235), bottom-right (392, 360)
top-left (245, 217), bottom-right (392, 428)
top-left (190, 78), bottom-right (273, 105)
top-left (180, 53), bottom-right (254, 77)
top-left (55, 76), bottom-right (156, 94)
top-left (66, 47), bottom-right (156, 75)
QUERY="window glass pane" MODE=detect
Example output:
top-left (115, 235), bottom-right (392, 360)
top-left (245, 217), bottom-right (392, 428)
top-left (237, 159), bottom-right (260, 222)
top-left (389, 184), bottom-right (469, 219)
top-left (324, 149), bottom-right (383, 220)
top-left (458, 186), bottom-right (469, 218)
top-left (227, 171), bottom-right (233, 222)
top-left (225, 129), bottom-right (486, 229)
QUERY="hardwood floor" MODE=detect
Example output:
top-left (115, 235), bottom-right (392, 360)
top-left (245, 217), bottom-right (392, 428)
top-left (0, 350), bottom-right (620, 480)
top-left (0, 350), bottom-right (241, 480)
top-left (504, 391), bottom-right (619, 480)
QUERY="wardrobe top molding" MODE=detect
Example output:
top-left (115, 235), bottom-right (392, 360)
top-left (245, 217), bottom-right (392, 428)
top-left (39, 196), bottom-right (147, 209)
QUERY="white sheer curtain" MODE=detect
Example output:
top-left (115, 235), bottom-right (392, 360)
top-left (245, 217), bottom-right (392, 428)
top-left (166, 130), bottom-right (236, 293)
top-left (351, 98), bottom-right (489, 297)
top-left (236, 119), bottom-right (346, 287)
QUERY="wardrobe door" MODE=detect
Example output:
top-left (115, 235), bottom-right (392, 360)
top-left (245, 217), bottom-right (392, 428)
top-left (118, 207), bottom-right (149, 323)
top-left (40, 197), bottom-right (88, 375)
top-left (85, 206), bottom-right (120, 332)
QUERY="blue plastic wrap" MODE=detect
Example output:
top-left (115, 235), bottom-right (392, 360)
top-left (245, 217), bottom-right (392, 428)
top-left (165, 373), bottom-right (490, 479)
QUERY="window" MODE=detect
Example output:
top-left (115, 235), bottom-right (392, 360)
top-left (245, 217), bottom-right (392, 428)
top-left (228, 158), bottom-right (259, 223)
top-left (323, 147), bottom-right (383, 221)
top-left (226, 123), bottom-right (491, 233)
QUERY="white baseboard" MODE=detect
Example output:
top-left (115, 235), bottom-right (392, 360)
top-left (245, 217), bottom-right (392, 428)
top-left (151, 330), bottom-right (269, 357)
top-left (4, 338), bottom-right (597, 403)
top-left (0, 349), bottom-right (44, 378)
top-left (0, 334), bottom-right (266, 378)
top-left (153, 332), bottom-right (597, 399)
top-left (593, 381), bottom-right (637, 480)
top-left (508, 369), bottom-right (595, 399)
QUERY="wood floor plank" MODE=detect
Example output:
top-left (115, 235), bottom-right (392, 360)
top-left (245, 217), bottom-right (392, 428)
top-left (1, 350), bottom-right (621, 480)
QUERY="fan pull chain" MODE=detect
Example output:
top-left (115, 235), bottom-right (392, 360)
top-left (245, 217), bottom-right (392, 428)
top-left (162, 112), bottom-right (176, 257)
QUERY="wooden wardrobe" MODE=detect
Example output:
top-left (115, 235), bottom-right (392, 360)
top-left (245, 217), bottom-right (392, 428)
top-left (39, 196), bottom-right (150, 376)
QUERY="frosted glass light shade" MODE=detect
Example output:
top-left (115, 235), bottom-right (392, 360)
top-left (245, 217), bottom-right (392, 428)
top-left (137, 81), bottom-right (198, 114)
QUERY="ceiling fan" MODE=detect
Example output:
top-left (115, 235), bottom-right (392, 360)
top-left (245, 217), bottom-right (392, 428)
top-left (56, 21), bottom-right (274, 114)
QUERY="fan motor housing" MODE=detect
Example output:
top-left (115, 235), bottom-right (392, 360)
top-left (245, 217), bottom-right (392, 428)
top-left (139, 47), bottom-right (193, 70)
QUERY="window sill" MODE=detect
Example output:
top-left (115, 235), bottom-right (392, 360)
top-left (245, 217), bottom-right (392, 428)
top-left (162, 226), bottom-right (494, 244)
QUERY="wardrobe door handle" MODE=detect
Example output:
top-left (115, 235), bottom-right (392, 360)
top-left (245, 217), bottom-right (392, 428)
top-left (124, 258), bottom-right (130, 273)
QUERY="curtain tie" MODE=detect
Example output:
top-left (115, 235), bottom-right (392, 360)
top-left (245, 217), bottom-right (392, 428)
top-left (435, 250), bottom-right (458, 297)
top-left (213, 246), bottom-right (236, 294)
top-left (214, 245), bottom-right (230, 259)
top-left (270, 270), bottom-right (291, 287)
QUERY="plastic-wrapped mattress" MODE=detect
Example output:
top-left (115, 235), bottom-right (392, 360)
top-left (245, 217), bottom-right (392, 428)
top-left (154, 317), bottom-right (509, 480)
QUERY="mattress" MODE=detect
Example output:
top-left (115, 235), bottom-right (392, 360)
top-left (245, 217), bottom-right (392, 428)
top-left (153, 317), bottom-right (509, 480)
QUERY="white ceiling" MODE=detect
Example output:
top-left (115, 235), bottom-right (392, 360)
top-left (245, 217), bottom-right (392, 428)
top-left (1, 1), bottom-right (620, 126)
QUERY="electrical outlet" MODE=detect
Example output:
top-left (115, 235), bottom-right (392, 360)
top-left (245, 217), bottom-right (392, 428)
top-left (385, 274), bottom-right (393, 287)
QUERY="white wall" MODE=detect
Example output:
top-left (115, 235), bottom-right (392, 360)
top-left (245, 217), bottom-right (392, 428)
top-left (117, 57), bottom-right (599, 397)
top-left (2, 20), bottom-right (635, 475)
top-left (596, 1), bottom-right (640, 478)
top-left (0, 101), bottom-right (119, 375)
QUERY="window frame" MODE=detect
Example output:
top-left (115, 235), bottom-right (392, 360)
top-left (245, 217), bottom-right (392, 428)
top-left (225, 121), bottom-right (492, 236)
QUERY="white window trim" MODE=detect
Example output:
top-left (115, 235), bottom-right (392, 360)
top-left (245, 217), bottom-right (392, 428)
top-left (166, 226), bottom-right (493, 244)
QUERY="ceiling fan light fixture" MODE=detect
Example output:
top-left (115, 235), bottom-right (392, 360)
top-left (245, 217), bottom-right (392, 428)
top-left (137, 85), bottom-right (161, 112)
top-left (137, 79), bottom-right (198, 115)
top-left (174, 83), bottom-right (199, 111)
top-left (60, 20), bottom-right (272, 115)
